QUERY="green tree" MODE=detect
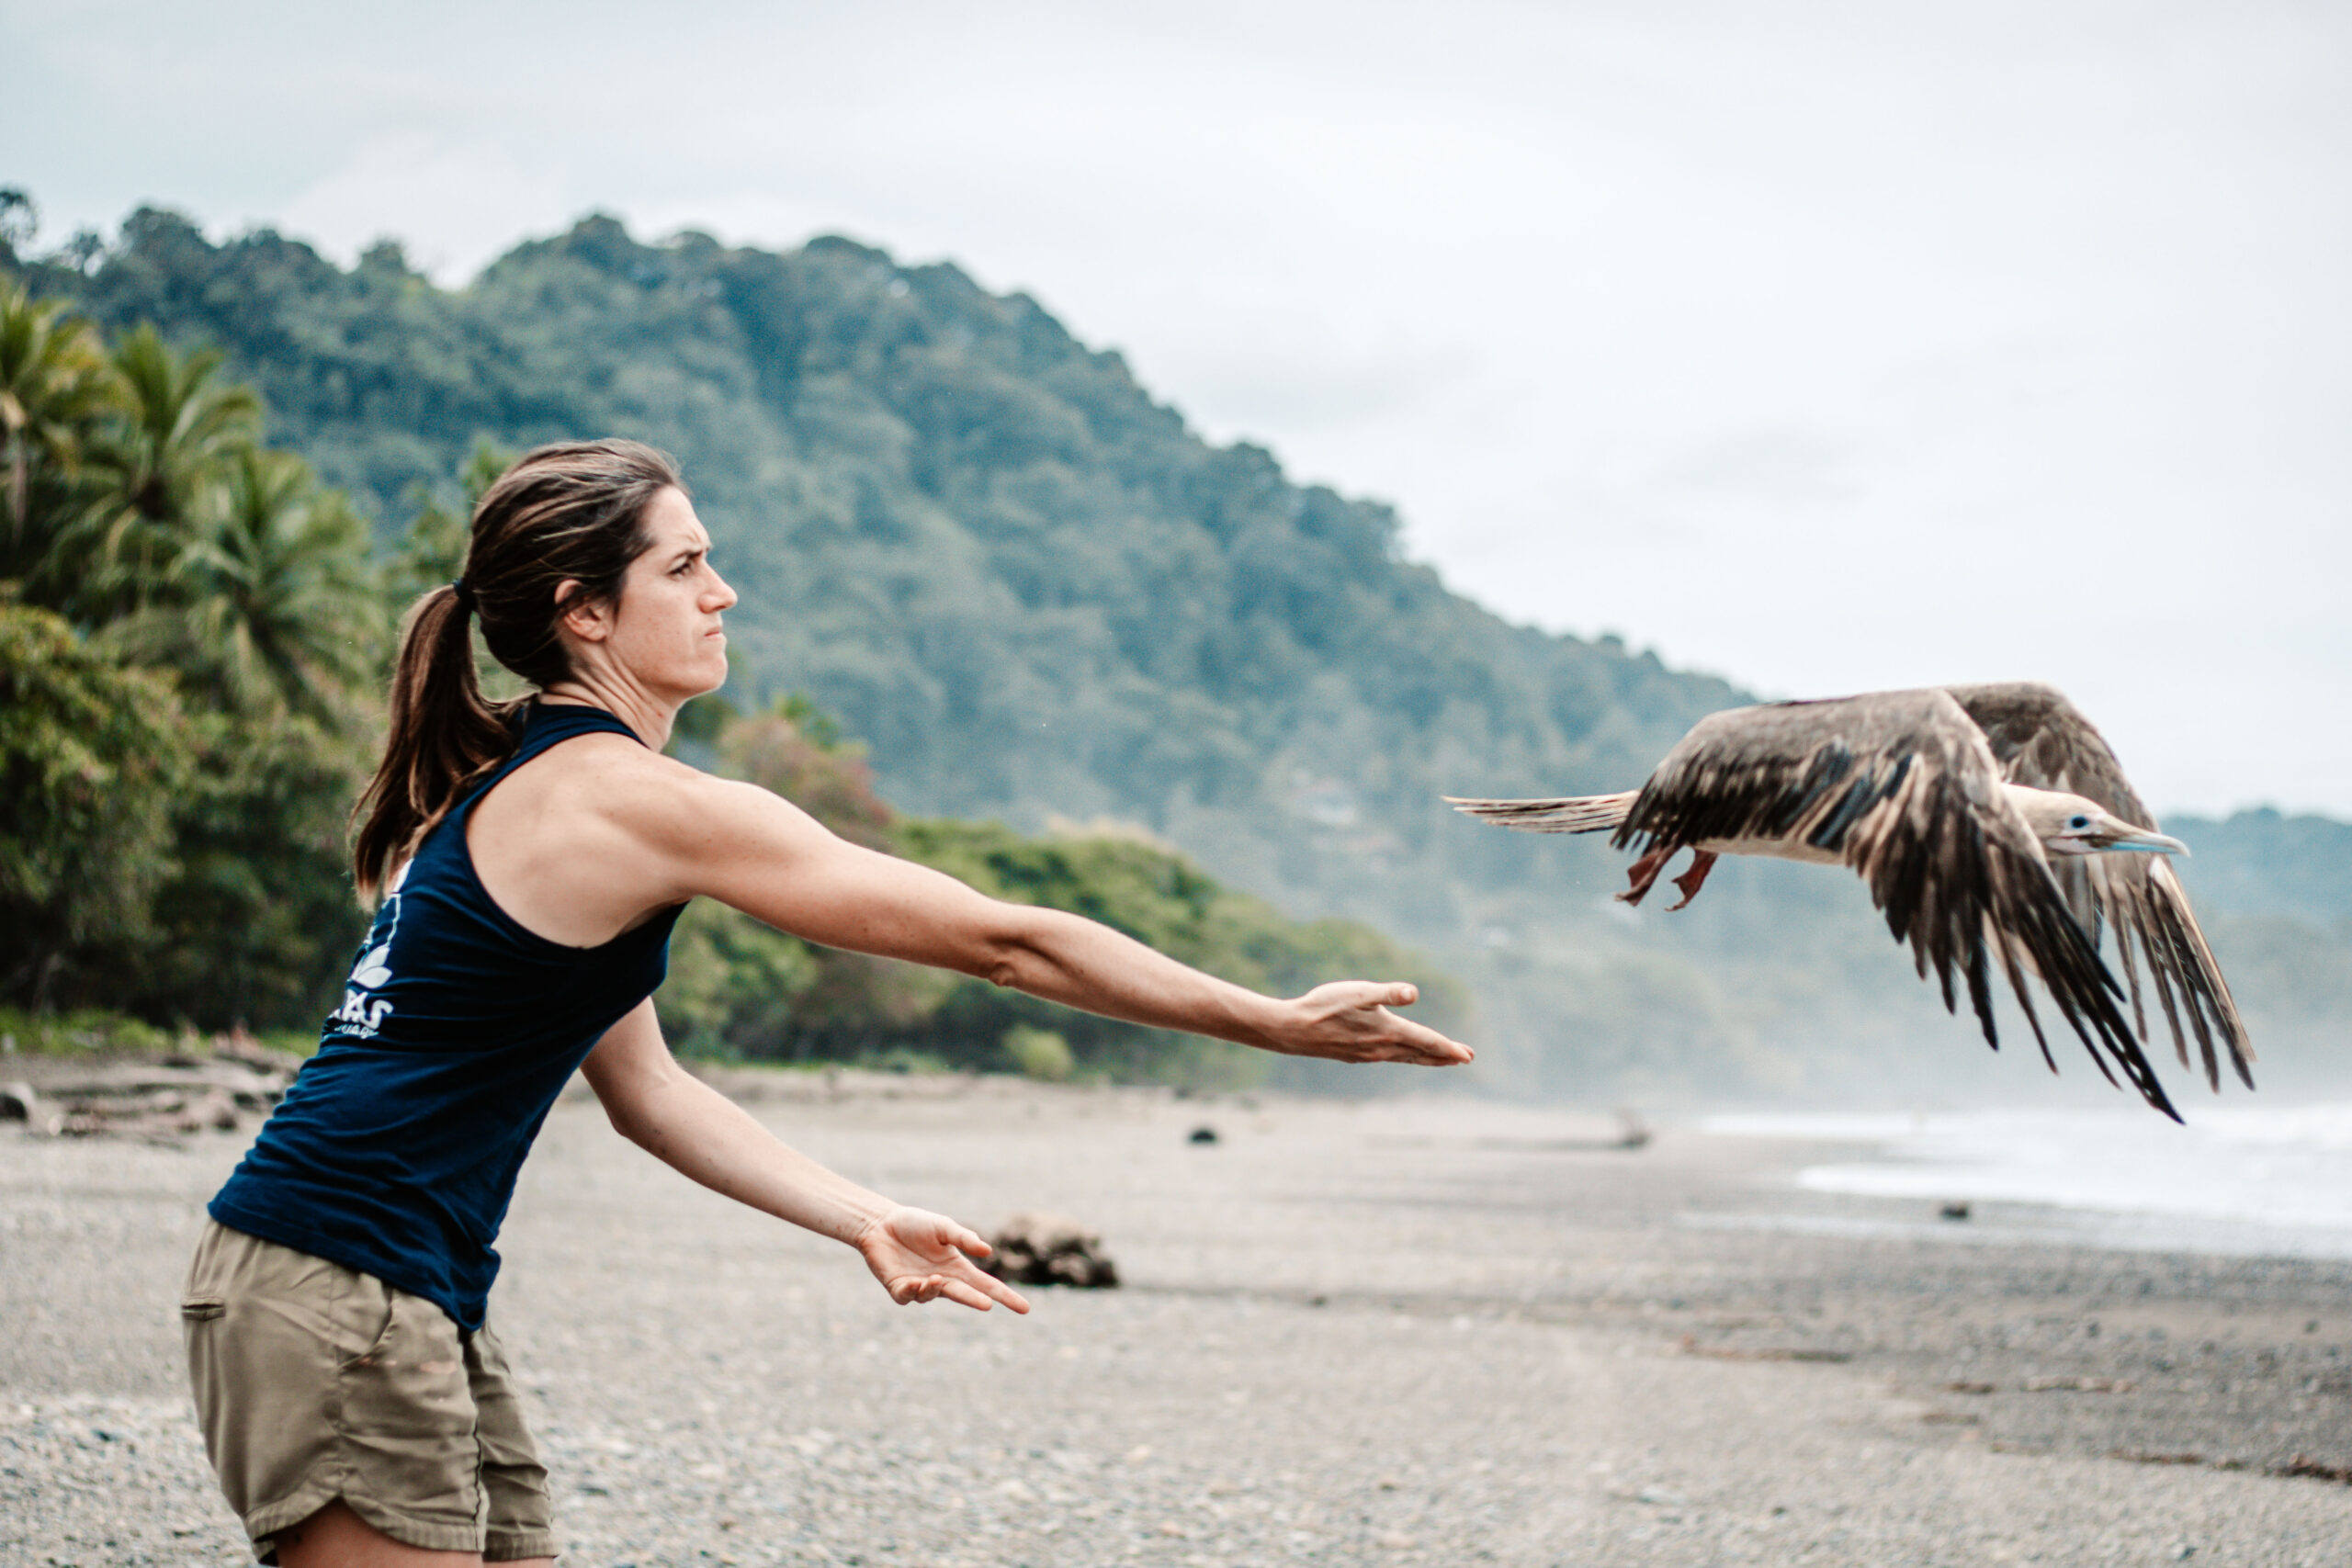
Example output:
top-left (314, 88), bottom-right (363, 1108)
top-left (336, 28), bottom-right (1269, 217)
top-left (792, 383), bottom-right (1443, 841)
top-left (0, 189), bottom-right (35, 255)
top-left (707, 699), bottom-right (954, 1055)
top-left (0, 602), bottom-right (186, 1009)
top-left (46, 325), bottom-right (260, 620)
top-left (127, 705), bottom-right (372, 1029)
top-left (656, 897), bottom-right (821, 1058)
top-left (0, 284), bottom-right (112, 580)
top-left (388, 439), bottom-right (512, 603)
top-left (107, 446), bottom-right (379, 718)
top-left (720, 697), bottom-right (894, 851)
top-left (0, 291), bottom-right (379, 1031)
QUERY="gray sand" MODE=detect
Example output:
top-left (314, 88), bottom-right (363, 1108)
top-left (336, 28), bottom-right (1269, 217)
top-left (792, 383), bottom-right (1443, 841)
top-left (4, 1072), bottom-right (2349, 1566)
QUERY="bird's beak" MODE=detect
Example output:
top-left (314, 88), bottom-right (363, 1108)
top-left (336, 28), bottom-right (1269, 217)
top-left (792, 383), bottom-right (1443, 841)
top-left (2096, 825), bottom-right (2189, 856)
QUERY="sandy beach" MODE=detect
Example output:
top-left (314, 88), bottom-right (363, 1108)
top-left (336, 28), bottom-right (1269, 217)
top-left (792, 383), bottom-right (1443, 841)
top-left (4, 1069), bottom-right (2349, 1567)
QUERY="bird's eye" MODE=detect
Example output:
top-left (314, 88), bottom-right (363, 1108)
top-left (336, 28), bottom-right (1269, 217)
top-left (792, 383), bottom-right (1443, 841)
top-left (2069, 815), bottom-right (2090, 829)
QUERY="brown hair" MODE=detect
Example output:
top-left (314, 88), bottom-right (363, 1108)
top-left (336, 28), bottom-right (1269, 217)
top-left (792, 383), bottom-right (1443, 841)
top-left (351, 439), bottom-right (684, 897)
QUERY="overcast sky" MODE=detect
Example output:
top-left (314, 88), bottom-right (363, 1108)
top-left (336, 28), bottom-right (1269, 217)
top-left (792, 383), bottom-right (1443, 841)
top-left (8, 0), bottom-right (2347, 815)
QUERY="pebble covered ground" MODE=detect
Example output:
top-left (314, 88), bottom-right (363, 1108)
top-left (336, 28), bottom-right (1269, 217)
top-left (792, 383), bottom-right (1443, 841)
top-left (5, 1075), bottom-right (2351, 1566)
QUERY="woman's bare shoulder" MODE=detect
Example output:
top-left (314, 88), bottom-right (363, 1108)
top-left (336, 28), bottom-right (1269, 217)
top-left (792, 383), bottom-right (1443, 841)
top-left (564, 740), bottom-right (808, 849)
top-left (551, 735), bottom-right (741, 803)
top-left (472, 733), bottom-right (819, 931)
top-left (479, 733), bottom-right (754, 837)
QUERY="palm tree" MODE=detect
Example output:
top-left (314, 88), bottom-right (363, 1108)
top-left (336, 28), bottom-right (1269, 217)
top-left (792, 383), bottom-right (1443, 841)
top-left (0, 284), bottom-right (115, 578)
top-left (44, 325), bottom-right (260, 620)
top-left (107, 447), bottom-right (380, 718)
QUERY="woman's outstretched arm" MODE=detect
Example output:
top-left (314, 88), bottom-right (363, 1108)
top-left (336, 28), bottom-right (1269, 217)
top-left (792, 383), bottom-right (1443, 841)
top-left (619, 765), bottom-right (1472, 1067)
top-left (579, 998), bottom-right (1030, 1314)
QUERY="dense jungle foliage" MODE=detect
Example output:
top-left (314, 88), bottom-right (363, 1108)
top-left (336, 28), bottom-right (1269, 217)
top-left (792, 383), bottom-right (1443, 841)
top-left (6, 193), bottom-right (2346, 1101)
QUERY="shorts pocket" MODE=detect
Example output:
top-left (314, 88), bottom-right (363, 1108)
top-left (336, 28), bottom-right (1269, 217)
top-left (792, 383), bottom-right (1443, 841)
top-left (180, 1295), bottom-right (226, 1323)
top-left (330, 1266), bottom-right (400, 1371)
top-left (339, 1281), bottom-right (401, 1371)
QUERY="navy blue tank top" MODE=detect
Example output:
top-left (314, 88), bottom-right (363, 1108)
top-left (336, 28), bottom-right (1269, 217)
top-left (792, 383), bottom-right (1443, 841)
top-left (210, 702), bottom-right (683, 1331)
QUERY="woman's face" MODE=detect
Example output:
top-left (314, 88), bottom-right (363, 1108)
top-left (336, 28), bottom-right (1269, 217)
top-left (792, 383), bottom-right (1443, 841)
top-left (570, 486), bottom-right (737, 701)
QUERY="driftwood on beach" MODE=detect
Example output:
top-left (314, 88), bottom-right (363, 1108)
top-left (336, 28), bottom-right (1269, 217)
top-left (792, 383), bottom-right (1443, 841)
top-left (0, 1034), bottom-right (301, 1143)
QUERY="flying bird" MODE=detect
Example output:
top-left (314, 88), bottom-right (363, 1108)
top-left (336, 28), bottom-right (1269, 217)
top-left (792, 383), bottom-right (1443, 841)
top-left (1446, 684), bottom-right (2251, 1121)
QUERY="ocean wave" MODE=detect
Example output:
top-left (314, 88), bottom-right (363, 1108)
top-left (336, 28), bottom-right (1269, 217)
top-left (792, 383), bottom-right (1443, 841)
top-left (1700, 1103), bottom-right (2352, 1258)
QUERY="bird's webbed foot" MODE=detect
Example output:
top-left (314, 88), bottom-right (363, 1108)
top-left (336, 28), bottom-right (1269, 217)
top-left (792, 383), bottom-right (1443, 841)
top-left (1617, 846), bottom-right (1674, 907)
top-left (1666, 850), bottom-right (1720, 912)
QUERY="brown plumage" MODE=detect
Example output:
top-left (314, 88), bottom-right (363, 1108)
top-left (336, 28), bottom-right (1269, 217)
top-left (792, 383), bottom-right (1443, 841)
top-left (1448, 685), bottom-right (2253, 1121)
top-left (1945, 683), bottom-right (2252, 1094)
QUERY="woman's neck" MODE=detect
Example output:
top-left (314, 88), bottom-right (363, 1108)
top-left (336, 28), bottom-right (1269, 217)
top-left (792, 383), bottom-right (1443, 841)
top-left (538, 674), bottom-right (679, 753)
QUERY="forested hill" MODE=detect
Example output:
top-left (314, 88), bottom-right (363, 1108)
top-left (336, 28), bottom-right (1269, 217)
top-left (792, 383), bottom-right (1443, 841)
top-left (9, 209), bottom-right (1738, 936)
top-left (14, 209), bottom-right (2347, 1103)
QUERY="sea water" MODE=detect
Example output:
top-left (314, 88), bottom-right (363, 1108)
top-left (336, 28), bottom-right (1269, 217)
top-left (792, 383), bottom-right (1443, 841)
top-left (1699, 1103), bottom-right (2352, 1260)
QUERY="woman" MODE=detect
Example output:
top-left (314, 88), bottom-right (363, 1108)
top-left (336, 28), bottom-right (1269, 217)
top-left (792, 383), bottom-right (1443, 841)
top-left (183, 439), bottom-right (1471, 1566)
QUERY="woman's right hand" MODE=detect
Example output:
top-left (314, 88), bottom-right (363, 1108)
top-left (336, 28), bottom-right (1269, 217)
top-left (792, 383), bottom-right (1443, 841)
top-left (854, 1205), bottom-right (1033, 1314)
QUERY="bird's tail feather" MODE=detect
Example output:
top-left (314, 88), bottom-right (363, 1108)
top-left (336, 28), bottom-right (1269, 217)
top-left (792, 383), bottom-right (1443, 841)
top-left (1443, 790), bottom-right (1639, 834)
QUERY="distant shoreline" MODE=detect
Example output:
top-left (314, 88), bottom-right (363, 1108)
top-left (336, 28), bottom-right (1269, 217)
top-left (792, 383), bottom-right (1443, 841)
top-left (1704, 1103), bottom-right (2352, 1264)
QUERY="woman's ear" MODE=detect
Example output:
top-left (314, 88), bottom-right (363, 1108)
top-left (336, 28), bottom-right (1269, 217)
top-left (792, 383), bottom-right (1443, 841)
top-left (554, 580), bottom-right (613, 643)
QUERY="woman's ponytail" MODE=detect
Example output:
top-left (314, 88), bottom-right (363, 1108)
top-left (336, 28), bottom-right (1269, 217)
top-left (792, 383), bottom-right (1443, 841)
top-left (348, 439), bottom-right (684, 898)
top-left (350, 582), bottom-right (517, 897)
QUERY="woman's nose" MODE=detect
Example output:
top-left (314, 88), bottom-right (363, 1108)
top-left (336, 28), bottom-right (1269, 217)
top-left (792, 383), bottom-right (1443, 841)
top-left (707, 571), bottom-right (738, 611)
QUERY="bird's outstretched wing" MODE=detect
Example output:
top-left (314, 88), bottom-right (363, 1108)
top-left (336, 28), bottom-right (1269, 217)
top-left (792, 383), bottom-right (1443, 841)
top-left (1944, 682), bottom-right (2252, 1091)
top-left (1621, 690), bottom-right (2178, 1118)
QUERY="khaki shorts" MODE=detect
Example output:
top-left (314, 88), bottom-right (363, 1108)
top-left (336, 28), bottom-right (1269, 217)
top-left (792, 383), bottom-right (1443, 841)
top-left (181, 1219), bottom-right (555, 1562)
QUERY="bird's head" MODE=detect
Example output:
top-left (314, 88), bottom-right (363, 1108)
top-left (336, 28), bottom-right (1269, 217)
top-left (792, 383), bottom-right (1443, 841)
top-left (2003, 784), bottom-right (2188, 858)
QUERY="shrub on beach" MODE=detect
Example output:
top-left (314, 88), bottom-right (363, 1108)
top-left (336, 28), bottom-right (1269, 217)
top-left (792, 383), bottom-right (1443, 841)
top-left (1001, 1025), bottom-right (1074, 1082)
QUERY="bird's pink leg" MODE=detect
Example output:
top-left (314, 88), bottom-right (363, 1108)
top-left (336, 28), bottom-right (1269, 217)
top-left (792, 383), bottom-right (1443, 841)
top-left (1666, 849), bottom-right (1720, 911)
top-left (1617, 846), bottom-right (1674, 907)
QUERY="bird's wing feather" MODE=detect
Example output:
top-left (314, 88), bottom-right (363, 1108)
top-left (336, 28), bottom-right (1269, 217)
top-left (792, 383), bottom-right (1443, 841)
top-left (1943, 682), bottom-right (2252, 1089)
top-left (1623, 691), bottom-right (2178, 1118)
top-left (1945, 681), bottom-right (2154, 821)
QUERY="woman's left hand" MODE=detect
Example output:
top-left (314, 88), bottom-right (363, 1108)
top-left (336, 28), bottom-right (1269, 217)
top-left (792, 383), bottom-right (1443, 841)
top-left (854, 1206), bottom-right (1033, 1314)
top-left (1260, 982), bottom-right (1474, 1065)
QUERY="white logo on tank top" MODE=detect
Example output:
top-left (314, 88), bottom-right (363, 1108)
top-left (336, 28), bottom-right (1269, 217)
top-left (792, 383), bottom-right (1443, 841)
top-left (332, 860), bottom-right (406, 1038)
